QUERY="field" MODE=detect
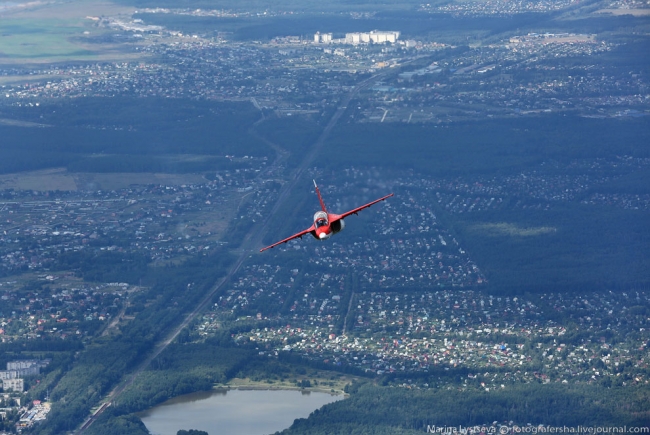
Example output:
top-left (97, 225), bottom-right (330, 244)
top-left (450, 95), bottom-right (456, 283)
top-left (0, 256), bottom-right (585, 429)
top-left (469, 222), bottom-right (557, 237)
top-left (0, 18), bottom-right (94, 60)
top-left (222, 373), bottom-right (357, 396)
top-left (596, 9), bottom-right (650, 16)
top-left (0, 168), bottom-right (210, 191)
top-left (0, 74), bottom-right (71, 86)
top-left (0, 168), bottom-right (77, 191)
top-left (0, 0), bottom-right (139, 64)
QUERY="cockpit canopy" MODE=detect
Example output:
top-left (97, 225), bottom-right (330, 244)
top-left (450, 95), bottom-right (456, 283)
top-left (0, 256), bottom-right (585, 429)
top-left (313, 211), bottom-right (328, 228)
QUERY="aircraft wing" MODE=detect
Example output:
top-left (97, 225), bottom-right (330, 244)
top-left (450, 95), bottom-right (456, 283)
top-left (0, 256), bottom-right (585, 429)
top-left (260, 225), bottom-right (315, 252)
top-left (337, 193), bottom-right (394, 220)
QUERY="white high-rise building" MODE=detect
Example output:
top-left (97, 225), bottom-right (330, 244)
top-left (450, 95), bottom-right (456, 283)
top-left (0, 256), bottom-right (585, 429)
top-left (369, 31), bottom-right (400, 43)
top-left (345, 33), bottom-right (361, 44)
top-left (1, 378), bottom-right (24, 392)
top-left (314, 32), bottom-right (333, 43)
top-left (345, 30), bottom-right (400, 44)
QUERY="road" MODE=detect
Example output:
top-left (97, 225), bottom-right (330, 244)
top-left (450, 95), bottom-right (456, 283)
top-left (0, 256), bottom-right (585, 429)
top-left (75, 67), bottom-right (395, 434)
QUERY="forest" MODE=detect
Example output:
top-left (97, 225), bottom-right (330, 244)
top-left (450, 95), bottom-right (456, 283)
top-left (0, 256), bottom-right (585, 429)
top-left (280, 381), bottom-right (650, 434)
top-left (0, 98), bottom-right (271, 174)
top-left (320, 116), bottom-right (650, 176)
top-left (450, 203), bottom-right (650, 293)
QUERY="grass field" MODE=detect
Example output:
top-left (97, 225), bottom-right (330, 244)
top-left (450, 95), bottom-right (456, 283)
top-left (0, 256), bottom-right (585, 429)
top-left (222, 374), bottom-right (356, 396)
top-left (0, 167), bottom-right (78, 190)
top-left (0, 168), bottom-right (209, 191)
top-left (0, 18), bottom-right (95, 59)
top-left (471, 222), bottom-right (557, 237)
top-left (596, 9), bottom-right (650, 16)
top-left (73, 171), bottom-right (208, 190)
top-left (0, 0), bottom-right (138, 63)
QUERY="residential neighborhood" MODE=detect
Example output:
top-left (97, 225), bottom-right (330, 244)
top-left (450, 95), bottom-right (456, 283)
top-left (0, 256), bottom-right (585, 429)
top-left (200, 288), bottom-right (649, 390)
top-left (0, 0), bottom-right (647, 431)
top-left (2, 8), bottom-right (647, 122)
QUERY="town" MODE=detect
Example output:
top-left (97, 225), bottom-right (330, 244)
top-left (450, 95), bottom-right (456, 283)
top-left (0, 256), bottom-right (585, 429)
top-left (0, 157), bottom-right (647, 431)
top-left (207, 289), bottom-right (649, 389)
top-left (1, 5), bottom-right (648, 124)
top-left (0, 359), bottom-right (51, 431)
top-left (0, 0), bottom-right (648, 432)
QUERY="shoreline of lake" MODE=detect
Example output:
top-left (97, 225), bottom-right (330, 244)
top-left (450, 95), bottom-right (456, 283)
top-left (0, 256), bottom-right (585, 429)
top-left (214, 379), bottom-right (348, 396)
top-left (138, 386), bottom-right (344, 435)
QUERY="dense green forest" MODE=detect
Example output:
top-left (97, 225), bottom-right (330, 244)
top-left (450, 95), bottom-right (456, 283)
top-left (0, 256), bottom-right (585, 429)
top-left (85, 414), bottom-right (150, 435)
top-left (118, 0), bottom-right (431, 13)
top-left (0, 98), bottom-right (271, 174)
top-left (113, 344), bottom-right (252, 414)
top-left (321, 116), bottom-right (650, 176)
top-left (254, 117), bottom-right (322, 168)
top-left (450, 204), bottom-right (650, 293)
top-left (280, 382), bottom-right (650, 434)
top-left (177, 430), bottom-right (208, 435)
top-left (3, 100), bottom-right (647, 177)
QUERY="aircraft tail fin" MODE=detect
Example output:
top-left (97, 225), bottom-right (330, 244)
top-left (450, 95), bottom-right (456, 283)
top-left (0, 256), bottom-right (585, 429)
top-left (313, 180), bottom-right (328, 212)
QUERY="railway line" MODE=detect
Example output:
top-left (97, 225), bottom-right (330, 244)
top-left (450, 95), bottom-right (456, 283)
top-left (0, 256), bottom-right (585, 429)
top-left (75, 68), bottom-right (395, 434)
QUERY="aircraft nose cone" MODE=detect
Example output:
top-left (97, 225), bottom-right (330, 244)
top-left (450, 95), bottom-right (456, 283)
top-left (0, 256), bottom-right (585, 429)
top-left (319, 232), bottom-right (328, 240)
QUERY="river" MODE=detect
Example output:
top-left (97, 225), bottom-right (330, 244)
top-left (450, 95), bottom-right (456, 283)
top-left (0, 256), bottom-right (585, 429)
top-left (138, 388), bottom-right (343, 435)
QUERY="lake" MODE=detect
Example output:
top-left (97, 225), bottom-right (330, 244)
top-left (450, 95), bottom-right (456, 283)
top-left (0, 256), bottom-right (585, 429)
top-left (138, 388), bottom-right (343, 435)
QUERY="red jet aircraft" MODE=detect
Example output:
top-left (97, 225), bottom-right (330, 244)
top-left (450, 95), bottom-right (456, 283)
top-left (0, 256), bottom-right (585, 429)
top-left (260, 180), bottom-right (393, 252)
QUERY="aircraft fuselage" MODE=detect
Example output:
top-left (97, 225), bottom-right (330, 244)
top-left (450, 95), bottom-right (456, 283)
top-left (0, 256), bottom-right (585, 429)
top-left (312, 211), bottom-right (345, 240)
top-left (259, 180), bottom-right (392, 252)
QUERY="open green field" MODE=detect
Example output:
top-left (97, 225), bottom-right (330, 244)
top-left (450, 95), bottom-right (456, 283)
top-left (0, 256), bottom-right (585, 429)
top-left (0, 167), bottom-right (212, 191)
top-left (0, 0), bottom-right (139, 63)
top-left (0, 18), bottom-right (95, 60)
